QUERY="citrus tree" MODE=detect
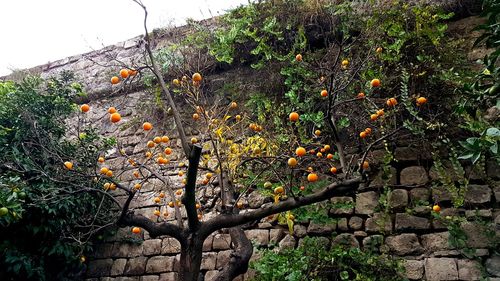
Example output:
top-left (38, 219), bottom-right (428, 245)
top-left (52, 1), bottom-right (436, 280)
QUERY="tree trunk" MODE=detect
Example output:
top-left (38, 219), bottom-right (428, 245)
top-left (213, 227), bottom-right (253, 281)
top-left (178, 234), bottom-right (204, 281)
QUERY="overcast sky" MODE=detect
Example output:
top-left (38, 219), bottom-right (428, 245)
top-left (0, 0), bottom-right (248, 76)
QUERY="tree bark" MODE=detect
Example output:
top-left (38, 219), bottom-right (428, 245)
top-left (213, 227), bottom-right (253, 281)
top-left (179, 234), bottom-right (204, 281)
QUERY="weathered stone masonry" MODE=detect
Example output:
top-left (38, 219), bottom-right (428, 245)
top-left (3, 15), bottom-right (499, 281)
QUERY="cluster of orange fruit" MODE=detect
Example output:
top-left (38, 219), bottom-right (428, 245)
top-left (107, 106), bottom-right (122, 123)
top-left (111, 69), bottom-right (137, 85)
top-left (359, 127), bottom-right (372, 139)
top-left (172, 72), bottom-right (203, 87)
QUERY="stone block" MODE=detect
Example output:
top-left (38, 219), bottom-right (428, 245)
top-left (432, 186), bottom-right (453, 202)
top-left (395, 213), bottom-right (430, 231)
top-left (395, 146), bottom-right (431, 161)
top-left (486, 159), bottom-right (500, 179)
top-left (278, 234), bottom-right (296, 251)
top-left (201, 252), bottom-right (217, 270)
top-left (143, 239), bottom-right (162, 256)
top-left (270, 228), bottom-right (286, 244)
top-left (462, 222), bottom-right (492, 248)
top-left (205, 270), bottom-right (219, 281)
top-left (110, 258), bottom-right (127, 276)
top-left (115, 277), bottom-right (139, 281)
top-left (158, 272), bottom-right (177, 281)
top-left (424, 258), bottom-right (458, 281)
top-left (400, 166), bottom-right (428, 186)
top-left (404, 260), bottom-right (424, 280)
top-left (337, 218), bottom-right (348, 231)
top-left (421, 232), bottom-right (452, 252)
top-left (369, 167), bottom-right (397, 187)
top-left (410, 188), bottom-right (430, 203)
top-left (355, 192), bottom-right (379, 215)
top-left (112, 243), bottom-right (143, 258)
top-left (464, 185), bottom-right (491, 204)
top-left (332, 234), bottom-right (359, 248)
top-left (486, 255), bottom-right (500, 277)
top-left (212, 234), bottom-right (231, 250)
top-left (458, 259), bottom-right (482, 280)
top-left (161, 238), bottom-right (181, 254)
top-left (293, 224), bottom-right (308, 238)
top-left (140, 276), bottom-right (159, 281)
top-left (203, 235), bottom-right (214, 251)
top-left (245, 229), bottom-right (269, 246)
top-left (385, 234), bottom-right (423, 256)
top-left (330, 196), bottom-right (354, 215)
top-left (349, 216), bottom-right (364, 230)
top-left (124, 257), bottom-right (147, 275)
top-left (388, 189), bottom-right (409, 210)
top-left (299, 236), bottom-right (330, 249)
top-left (307, 222), bottom-right (335, 235)
top-left (216, 250), bottom-right (232, 270)
top-left (86, 259), bottom-right (113, 278)
top-left (247, 191), bottom-right (269, 208)
top-left (365, 213), bottom-right (392, 233)
top-left (145, 256), bottom-right (175, 273)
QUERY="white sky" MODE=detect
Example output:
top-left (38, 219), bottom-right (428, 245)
top-left (0, 0), bottom-right (248, 76)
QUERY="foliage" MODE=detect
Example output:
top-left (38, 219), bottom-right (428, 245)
top-left (251, 237), bottom-right (406, 281)
top-left (0, 73), bottom-right (115, 280)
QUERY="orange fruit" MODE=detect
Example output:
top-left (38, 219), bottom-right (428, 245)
top-left (143, 122), bottom-right (153, 131)
top-left (168, 201), bottom-right (175, 208)
top-left (154, 210), bottom-right (161, 216)
top-left (103, 183), bottom-right (110, 190)
top-left (192, 72), bottom-right (202, 82)
top-left (64, 161), bottom-right (73, 170)
top-left (145, 151), bottom-right (152, 158)
top-left (274, 186), bottom-right (284, 194)
top-left (327, 153), bottom-right (333, 159)
top-left (357, 92), bottom-right (365, 99)
top-left (296, 147), bottom-right (306, 157)
top-left (176, 189), bottom-right (183, 196)
top-left (364, 128), bottom-right (372, 135)
top-left (320, 148), bottom-right (325, 153)
top-left (191, 137), bottom-right (198, 144)
top-left (299, 186), bottom-right (305, 191)
top-left (309, 149), bottom-right (315, 155)
top-left (288, 157), bottom-right (298, 167)
top-left (120, 69), bottom-right (129, 79)
top-left (134, 183), bottom-right (141, 190)
top-left (109, 183), bottom-right (117, 190)
top-left (108, 107), bottom-right (117, 114)
top-left (178, 171), bottom-right (184, 177)
top-left (330, 167), bottom-right (337, 174)
top-left (153, 137), bottom-right (162, 144)
top-left (111, 76), bottom-right (120, 85)
top-left (206, 173), bottom-right (213, 179)
top-left (235, 115), bottom-right (242, 121)
top-left (98, 157), bottom-right (105, 163)
top-left (147, 141), bottom-right (155, 148)
top-left (202, 179), bottom-right (209, 185)
top-left (362, 161), bottom-right (370, 170)
top-left (432, 204), bottom-right (441, 213)
top-left (289, 112), bottom-right (299, 122)
top-left (100, 167), bottom-right (109, 175)
top-left (106, 170), bottom-right (113, 177)
top-left (132, 227), bottom-right (141, 234)
top-left (198, 214), bottom-right (203, 220)
top-left (133, 171), bottom-right (140, 178)
top-left (128, 159), bottom-right (136, 166)
top-left (370, 114), bottom-right (378, 121)
top-left (195, 203), bottom-right (201, 209)
top-left (164, 147), bottom-right (172, 155)
top-left (154, 197), bottom-right (161, 203)
top-left (161, 136), bottom-right (169, 143)
top-left (307, 173), bottom-right (318, 182)
top-left (128, 69), bottom-right (137, 76)
top-left (416, 97), bottom-right (427, 106)
top-left (316, 152), bottom-right (323, 157)
top-left (371, 79), bottom-right (381, 87)
top-left (236, 201), bottom-right (244, 209)
top-left (110, 113), bottom-right (121, 123)
top-left (341, 59), bottom-right (349, 66)
top-left (295, 54), bottom-right (302, 62)
top-left (376, 47), bottom-right (383, 53)
top-left (157, 157), bottom-right (165, 165)
top-left (314, 130), bottom-right (321, 136)
top-left (172, 79), bottom-right (180, 86)
top-left (320, 90), bottom-right (328, 97)
top-left (192, 113), bottom-right (200, 120)
top-left (229, 102), bottom-right (238, 109)
top-left (80, 104), bottom-right (90, 112)
top-left (359, 131), bottom-right (367, 138)
top-left (376, 109), bottom-right (385, 116)
top-left (386, 98), bottom-right (398, 107)
top-left (159, 192), bottom-right (165, 198)
top-left (324, 145), bottom-right (331, 151)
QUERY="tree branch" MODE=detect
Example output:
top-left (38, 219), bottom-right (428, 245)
top-left (182, 145), bottom-right (202, 232)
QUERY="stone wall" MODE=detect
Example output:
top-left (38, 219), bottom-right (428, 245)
top-left (3, 14), bottom-right (499, 281)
